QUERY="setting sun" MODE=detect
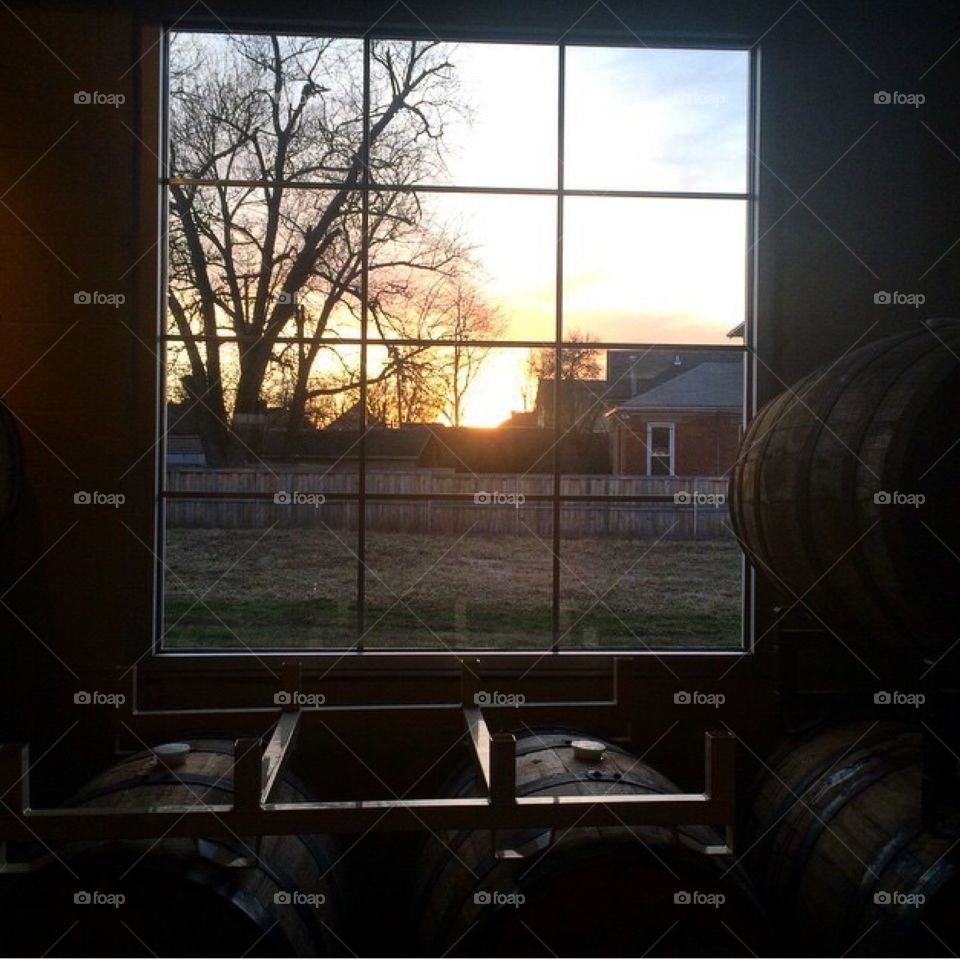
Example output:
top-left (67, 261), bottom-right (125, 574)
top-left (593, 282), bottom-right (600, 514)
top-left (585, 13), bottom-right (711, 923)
top-left (458, 350), bottom-right (529, 427)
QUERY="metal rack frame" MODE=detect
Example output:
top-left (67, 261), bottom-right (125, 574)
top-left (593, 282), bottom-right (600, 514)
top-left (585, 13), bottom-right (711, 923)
top-left (0, 661), bottom-right (737, 868)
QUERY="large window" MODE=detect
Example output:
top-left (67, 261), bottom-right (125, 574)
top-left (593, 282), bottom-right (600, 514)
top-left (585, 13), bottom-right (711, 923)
top-left (160, 32), bottom-right (751, 654)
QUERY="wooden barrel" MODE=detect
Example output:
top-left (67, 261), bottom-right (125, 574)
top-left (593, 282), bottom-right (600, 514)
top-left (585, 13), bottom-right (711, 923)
top-left (729, 320), bottom-right (960, 660)
top-left (414, 729), bottom-right (766, 957)
top-left (3, 740), bottom-right (343, 957)
top-left (0, 399), bottom-right (21, 528)
top-left (746, 721), bottom-right (960, 956)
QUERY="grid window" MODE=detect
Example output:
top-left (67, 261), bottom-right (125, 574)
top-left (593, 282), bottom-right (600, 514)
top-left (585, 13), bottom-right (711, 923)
top-left (160, 32), bottom-right (751, 653)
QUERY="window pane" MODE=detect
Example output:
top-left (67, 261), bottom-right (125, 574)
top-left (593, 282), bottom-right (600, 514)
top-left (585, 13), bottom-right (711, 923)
top-left (565, 47), bottom-right (749, 193)
top-left (563, 197), bottom-right (747, 344)
top-left (365, 345), bottom-right (535, 431)
top-left (168, 32), bottom-right (364, 183)
top-left (166, 186), bottom-right (364, 340)
top-left (559, 500), bottom-right (741, 649)
top-left (548, 347), bottom-right (743, 476)
top-left (650, 455), bottom-right (671, 476)
top-left (650, 427), bottom-right (671, 454)
top-left (362, 499), bottom-right (553, 649)
top-left (369, 40), bottom-right (557, 188)
top-left (366, 191), bottom-right (556, 343)
top-left (165, 341), bottom-right (365, 467)
top-left (163, 503), bottom-right (359, 649)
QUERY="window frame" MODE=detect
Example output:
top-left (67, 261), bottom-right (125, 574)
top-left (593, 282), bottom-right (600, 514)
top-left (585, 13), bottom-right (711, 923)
top-left (151, 23), bottom-right (760, 666)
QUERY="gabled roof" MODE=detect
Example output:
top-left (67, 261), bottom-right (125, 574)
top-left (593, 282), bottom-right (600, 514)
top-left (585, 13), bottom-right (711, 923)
top-left (605, 348), bottom-right (738, 400)
top-left (614, 359), bottom-right (742, 414)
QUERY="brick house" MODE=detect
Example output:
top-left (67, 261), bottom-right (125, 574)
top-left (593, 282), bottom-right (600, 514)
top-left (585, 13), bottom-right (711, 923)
top-left (607, 355), bottom-right (743, 476)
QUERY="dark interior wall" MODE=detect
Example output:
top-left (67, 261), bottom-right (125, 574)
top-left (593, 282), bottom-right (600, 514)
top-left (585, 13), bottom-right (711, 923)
top-left (0, 0), bottom-right (957, 803)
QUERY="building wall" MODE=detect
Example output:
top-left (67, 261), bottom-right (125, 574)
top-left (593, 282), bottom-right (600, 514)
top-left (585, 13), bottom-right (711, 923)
top-left (614, 413), bottom-right (742, 476)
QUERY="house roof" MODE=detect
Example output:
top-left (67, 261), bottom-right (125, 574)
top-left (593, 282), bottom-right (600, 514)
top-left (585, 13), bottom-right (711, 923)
top-left (727, 321), bottom-right (745, 339)
top-left (614, 358), bottom-right (742, 414)
top-left (605, 348), bottom-right (739, 400)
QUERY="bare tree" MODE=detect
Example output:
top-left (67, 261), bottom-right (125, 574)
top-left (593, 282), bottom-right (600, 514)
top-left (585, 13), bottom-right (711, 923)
top-left (524, 330), bottom-right (605, 433)
top-left (440, 281), bottom-right (505, 427)
top-left (167, 34), bottom-right (473, 463)
top-left (525, 329), bottom-right (602, 383)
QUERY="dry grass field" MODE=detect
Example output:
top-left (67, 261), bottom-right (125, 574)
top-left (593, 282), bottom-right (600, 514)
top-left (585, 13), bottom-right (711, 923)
top-left (162, 528), bottom-right (743, 650)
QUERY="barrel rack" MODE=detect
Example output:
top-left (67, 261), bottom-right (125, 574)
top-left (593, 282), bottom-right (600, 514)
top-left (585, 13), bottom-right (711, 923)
top-left (0, 659), bottom-right (737, 868)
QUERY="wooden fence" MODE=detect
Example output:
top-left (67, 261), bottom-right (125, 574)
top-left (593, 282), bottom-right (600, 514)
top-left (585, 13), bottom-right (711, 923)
top-left (165, 468), bottom-right (733, 540)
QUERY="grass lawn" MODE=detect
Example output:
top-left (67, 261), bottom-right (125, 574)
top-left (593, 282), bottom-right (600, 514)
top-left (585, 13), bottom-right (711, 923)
top-left (162, 528), bottom-right (743, 650)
